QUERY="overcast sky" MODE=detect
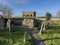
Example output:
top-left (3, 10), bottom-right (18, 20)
top-left (0, 0), bottom-right (60, 17)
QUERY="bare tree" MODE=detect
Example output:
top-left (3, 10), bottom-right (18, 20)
top-left (0, 5), bottom-right (13, 18)
top-left (0, 5), bottom-right (13, 34)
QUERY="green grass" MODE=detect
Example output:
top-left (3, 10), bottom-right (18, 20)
top-left (50, 20), bottom-right (59, 26)
top-left (38, 26), bottom-right (60, 45)
top-left (0, 30), bottom-right (34, 45)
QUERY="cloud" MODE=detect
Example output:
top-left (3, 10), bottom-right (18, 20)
top-left (14, 0), bottom-right (29, 5)
top-left (0, 0), bottom-right (11, 6)
top-left (0, 0), bottom-right (7, 4)
top-left (0, 0), bottom-right (29, 6)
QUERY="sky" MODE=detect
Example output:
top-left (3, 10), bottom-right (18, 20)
top-left (0, 0), bottom-right (60, 17)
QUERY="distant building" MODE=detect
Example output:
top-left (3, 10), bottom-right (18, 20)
top-left (22, 12), bottom-right (36, 18)
top-left (22, 12), bottom-right (36, 28)
top-left (22, 12), bottom-right (42, 28)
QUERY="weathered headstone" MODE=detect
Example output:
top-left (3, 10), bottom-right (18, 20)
top-left (8, 19), bottom-right (11, 33)
top-left (7, 20), bottom-right (9, 28)
top-left (43, 23), bottom-right (45, 30)
top-left (46, 22), bottom-right (49, 29)
top-left (40, 22), bottom-right (45, 33)
top-left (24, 32), bottom-right (28, 42)
top-left (0, 15), bottom-right (4, 30)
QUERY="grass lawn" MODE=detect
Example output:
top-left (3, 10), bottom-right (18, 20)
top-left (38, 26), bottom-right (60, 45)
top-left (0, 29), bottom-right (34, 45)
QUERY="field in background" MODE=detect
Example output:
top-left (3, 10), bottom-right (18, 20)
top-left (37, 18), bottom-right (60, 26)
top-left (50, 20), bottom-right (60, 26)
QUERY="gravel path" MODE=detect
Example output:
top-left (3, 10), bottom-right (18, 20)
top-left (29, 30), bottom-right (45, 45)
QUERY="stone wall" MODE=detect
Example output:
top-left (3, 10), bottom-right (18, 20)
top-left (22, 18), bottom-right (34, 28)
top-left (22, 18), bottom-right (42, 28)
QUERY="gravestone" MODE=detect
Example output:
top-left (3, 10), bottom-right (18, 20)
top-left (7, 20), bottom-right (9, 28)
top-left (24, 32), bottom-right (28, 42)
top-left (40, 22), bottom-right (45, 33)
top-left (7, 19), bottom-right (11, 33)
top-left (0, 15), bottom-right (4, 30)
top-left (46, 22), bottom-right (50, 29)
